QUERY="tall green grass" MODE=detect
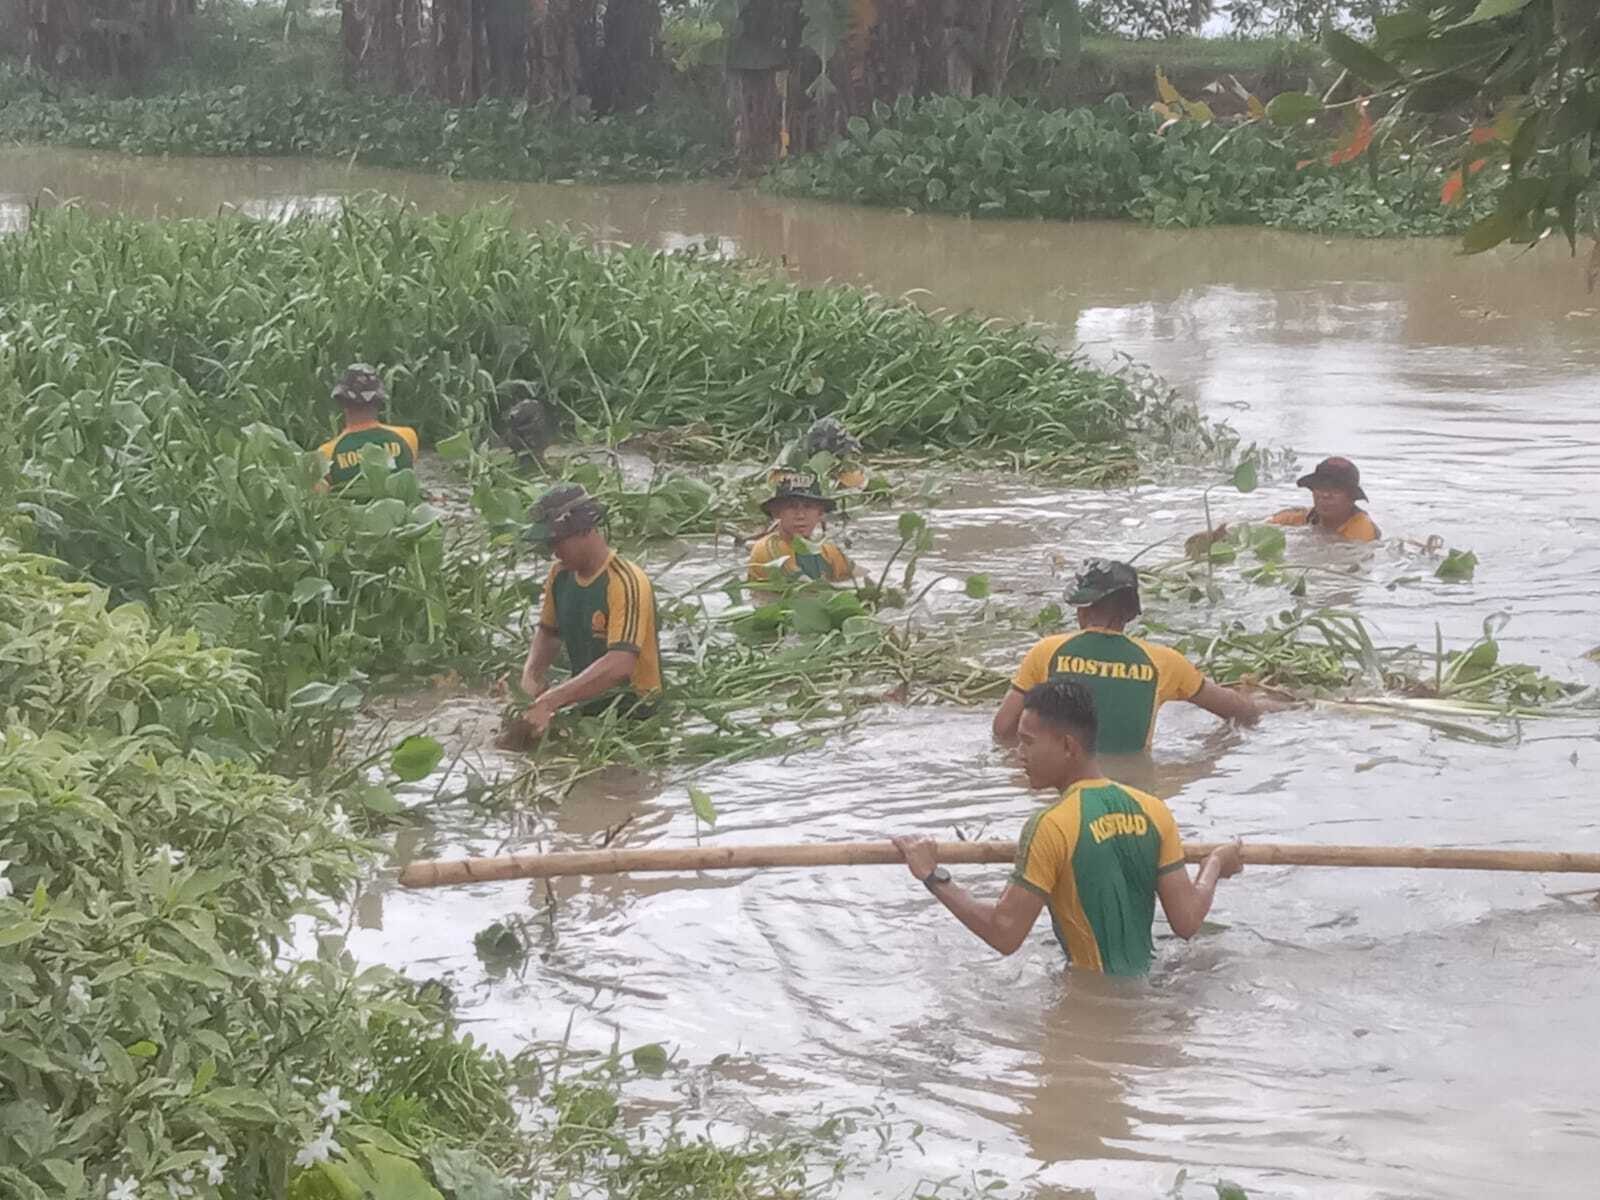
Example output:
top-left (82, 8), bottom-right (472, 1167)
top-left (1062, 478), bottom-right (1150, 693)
top-left (768, 94), bottom-right (1482, 237)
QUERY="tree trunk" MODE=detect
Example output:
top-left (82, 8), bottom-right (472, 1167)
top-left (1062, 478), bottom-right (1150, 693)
top-left (433, 0), bottom-right (476, 103)
top-left (526, 0), bottom-right (585, 108)
top-left (596, 0), bottom-right (659, 113)
top-left (731, 67), bottom-right (784, 164)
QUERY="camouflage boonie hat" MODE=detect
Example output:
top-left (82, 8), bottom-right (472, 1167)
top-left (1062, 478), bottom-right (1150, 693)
top-left (1067, 559), bottom-right (1141, 613)
top-left (523, 483), bottom-right (607, 546)
top-left (332, 363), bottom-right (386, 407)
top-left (802, 417), bottom-right (862, 458)
top-left (761, 471), bottom-right (837, 518)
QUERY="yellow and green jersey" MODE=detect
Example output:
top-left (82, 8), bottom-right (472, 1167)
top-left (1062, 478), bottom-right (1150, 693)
top-left (747, 533), bottom-right (853, 585)
top-left (1012, 778), bottom-right (1186, 976)
top-left (1011, 628), bottom-right (1203, 755)
top-left (1268, 506), bottom-right (1380, 542)
top-left (318, 420), bottom-right (420, 487)
top-left (538, 553), bottom-right (662, 700)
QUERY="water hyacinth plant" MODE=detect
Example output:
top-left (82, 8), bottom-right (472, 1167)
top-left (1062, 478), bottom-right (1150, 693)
top-left (0, 201), bottom-right (1170, 741)
top-left (767, 93), bottom-right (1486, 237)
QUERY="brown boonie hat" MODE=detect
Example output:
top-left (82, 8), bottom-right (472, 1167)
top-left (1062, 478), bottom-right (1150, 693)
top-left (524, 483), bottom-right (606, 546)
top-left (332, 363), bottom-right (386, 407)
top-left (1296, 456), bottom-right (1367, 501)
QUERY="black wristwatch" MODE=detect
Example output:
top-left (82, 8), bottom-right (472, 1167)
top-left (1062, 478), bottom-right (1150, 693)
top-left (921, 866), bottom-right (952, 892)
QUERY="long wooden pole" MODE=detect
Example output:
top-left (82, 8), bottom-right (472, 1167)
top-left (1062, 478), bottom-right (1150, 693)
top-left (397, 841), bottom-right (1600, 890)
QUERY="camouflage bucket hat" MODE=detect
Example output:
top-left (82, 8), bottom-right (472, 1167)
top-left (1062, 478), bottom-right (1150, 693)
top-left (803, 417), bottom-right (862, 458)
top-left (332, 363), bottom-right (386, 407)
top-left (523, 483), bottom-right (607, 546)
top-left (761, 471), bottom-right (837, 517)
top-left (1067, 559), bottom-right (1141, 612)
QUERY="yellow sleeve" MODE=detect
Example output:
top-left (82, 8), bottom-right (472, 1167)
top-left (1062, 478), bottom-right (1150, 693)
top-left (603, 562), bottom-right (651, 653)
top-left (1143, 794), bottom-right (1186, 875)
top-left (1268, 507), bottom-right (1308, 527)
top-left (1147, 642), bottom-right (1204, 704)
top-left (1343, 512), bottom-right (1380, 542)
top-left (747, 537), bottom-right (774, 584)
top-left (394, 425), bottom-right (420, 457)
top-left (1011, 636), bottom-right (1058, 693)
top-left (822, 542), bottom-right (853, 581)
top-left (1011, 808), bottom-right (1068, 897)
top-left (538, 566), bottom-right (560, 634)
top-left (317, 436), bottom-right (338, 463)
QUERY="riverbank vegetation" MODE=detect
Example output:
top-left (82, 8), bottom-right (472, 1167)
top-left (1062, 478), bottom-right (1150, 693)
top-left (3, 2), bottom-right (1564, 245)
top-left (766, 93), bottom-right (1479, 235)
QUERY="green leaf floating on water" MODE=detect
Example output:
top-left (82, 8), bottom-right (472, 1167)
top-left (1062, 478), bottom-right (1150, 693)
top-left (1214, 1182), bottom-right (1250, 1200)
top-left (1231, 459), bottom-right (1258, 493)
top-left (631, 1043), bottom-right (670, 1076)
top-left (964, 573), bottom-right (991, 599)
top-left (688, 785), bottom-right (717, 827)
top-left (1436, 548), bottom-right (1478, 581)
top-left (390, 734), bottom-right (445, 782)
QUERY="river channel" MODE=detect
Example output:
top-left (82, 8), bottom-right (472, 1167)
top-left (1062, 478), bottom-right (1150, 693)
top-left (5, 147), bottom-right (1598, 1199)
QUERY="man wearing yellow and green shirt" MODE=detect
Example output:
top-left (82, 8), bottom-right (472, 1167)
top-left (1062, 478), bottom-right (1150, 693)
top-left (316, 364), bottom-right (419, 489)
top-left (509, 483), bottom-right (662, 739)
top-left (993, 560), bottom-right (1258, 754)
top-left (895, 679), bottom-right (1243, 975)
top-left (747, 472), bottom-right (854, 586)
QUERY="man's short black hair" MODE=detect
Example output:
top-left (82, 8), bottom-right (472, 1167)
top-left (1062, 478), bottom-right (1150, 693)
top-left (1021, 678), bottom-right (1098, 747)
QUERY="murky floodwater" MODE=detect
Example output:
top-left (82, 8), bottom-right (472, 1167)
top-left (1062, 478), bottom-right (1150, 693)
top-left (8, 147), bottom-right (1599, 1198)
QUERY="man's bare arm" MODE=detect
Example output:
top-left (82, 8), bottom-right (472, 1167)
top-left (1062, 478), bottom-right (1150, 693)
top-left (992, 688), bottom-right (1025, 746)
top-left (891, 835), bottom-right (1046, 955)
top-left (520, 626), bottom-right (563, 696)
top-left (1189, 678), bottom-right (1260, 726)
top-left (537, 648), bottom-right (637, 715)
top-left (1155, 841), bottom-right (1243, 939)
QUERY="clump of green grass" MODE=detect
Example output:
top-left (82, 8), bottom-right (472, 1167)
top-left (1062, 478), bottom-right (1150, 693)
top-left (767, 93), bottom-right (1482, 237)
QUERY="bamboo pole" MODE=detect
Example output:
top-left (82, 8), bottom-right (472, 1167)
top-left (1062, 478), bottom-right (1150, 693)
top-left (397, 841), bottom-right (1600, 890)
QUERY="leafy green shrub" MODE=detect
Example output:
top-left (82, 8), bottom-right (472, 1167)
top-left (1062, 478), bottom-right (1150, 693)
top-left (768, 93), bottom-right (1479, 237)
top-left (0, 80), bottom-right (730, 183)
top-left (0, 538), bottom-right (527, 1200)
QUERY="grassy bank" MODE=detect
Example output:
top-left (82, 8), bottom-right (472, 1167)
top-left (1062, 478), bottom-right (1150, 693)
top-left (766, 94), bottom-right (1480, 236)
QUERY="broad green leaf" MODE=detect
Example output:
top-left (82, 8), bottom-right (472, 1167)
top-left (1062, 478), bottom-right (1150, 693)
top-left (1436, 548), bottom-right (1479, 581)
top-left (1457, 0), bottom-right (1534, 25)
top-left (1461, 211), bottom-right (1519, 254)
top-left (0, 919), bottom-right (45, 947)
top-left (40, 1160), bottom-right (85, 1200)
top-left (192, 1056), bottom-right (217, 1095)
top-left (964, 573), bottom-right (991, 599)
top-left (631, 1043), bottom-right (670, 1076)
top-left (1232, 460), bottom-right (1258, 493)
top-left (390, 734), bottom-right (445, 782)
top-left (789, 596), bottom-right (834, 634)
top-left (1264, 92), bottom-right (1322, 127)
top-left (291, 576), bottom-right (334, 605)
top-left (126, 1039), bottom-right (159, 1058)
top-left (428, 1148), bottom-right (516, 1200)
top-left (1321, 29), bottom-right (1402, 86)
top-left (0, 1036), bottom-right (53, 1071)
top-left (688, 785), bottom-right (717, 827)
top-left (435, 431), bottom-right (472, 461)
top-left (896, 511), bottom-right (926, 539)
top-left (354, 782), bottom-right (402, 814)
top-left (1215, 1183), bottom-right (1250, 1200)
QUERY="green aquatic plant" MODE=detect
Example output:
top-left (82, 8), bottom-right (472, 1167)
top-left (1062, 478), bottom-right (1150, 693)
top-left (767, 93), bottom-right (1484, 237)
top-left (0, 79), bottom-right (731, 184)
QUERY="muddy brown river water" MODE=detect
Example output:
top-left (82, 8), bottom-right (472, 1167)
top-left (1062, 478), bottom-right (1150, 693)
top-left (6, 148), bottom-right (1599, 1198)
